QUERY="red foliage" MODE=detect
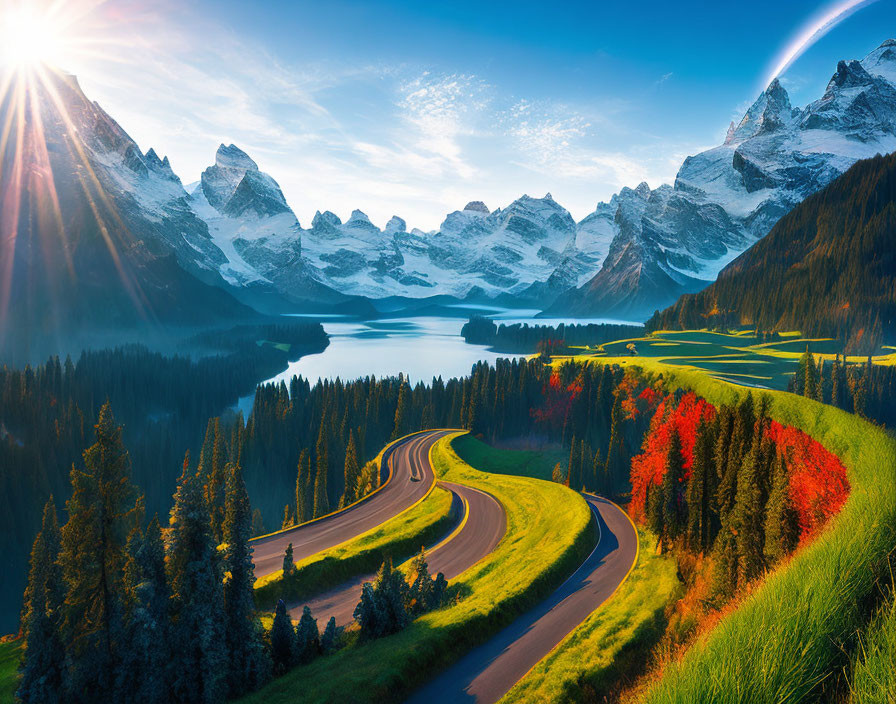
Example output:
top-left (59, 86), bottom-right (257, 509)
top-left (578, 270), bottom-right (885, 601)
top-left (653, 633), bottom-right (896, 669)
top-left (629, 392), bottom-right (716, 522)
top-left (628, 392), bottom-right (850, 544)
top-left (765, 420), bottom-right (850, 540)
top-left (531, 370), bottom-right (583, 433)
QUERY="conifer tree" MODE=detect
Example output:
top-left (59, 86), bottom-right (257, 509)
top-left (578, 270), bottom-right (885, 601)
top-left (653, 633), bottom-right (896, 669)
top-left (604, 391), bottom-right (628, 491)
top-left (567, 437), bottom-right (581, 489)
top-left (661, 426), bottom-right (686, 548)
top-left (167, 453), bottom-right (227, 704)
top-left (60, 403), bottom-right (138, 703)
top-left (320, 617), bottom-right (338, 654)
top-left (295, 606), bottom-right (320, 664)
top-left (341, 432), bottom-right (361, 508)
top-left (295, 450), bottom-right (312, 523)
top-left (117, 516), bottom-right (171, 704)
top-left (393, 383), bottom-right (411, 439)
top-left (282, 543), bottom-right (295, 577)
top-left (222, 463), bottom-right (271, 696)
top-left (685, 418), bottom-right (715, 553)
top-left (764, 455), bottom-right (800, 565)
top-left (269, 600), bottom-right (295, 675)
top-left (313, 429), bottom-right (330, 518)
top-left (731, 433), bottom-right (766, 588)
top-left (646, 482), bottom-right (664, 550)
top-left (17, 499), bottom-right (66, 704)
top-left (354, 559), bottom-right (410, 640)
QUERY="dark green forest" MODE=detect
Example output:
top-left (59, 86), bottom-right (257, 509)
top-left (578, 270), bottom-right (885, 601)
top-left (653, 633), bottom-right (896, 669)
top-left (461, 316), bottom-right (641, 353)
top-left (0, 322), bottom-right (327, 634)
top-left (647, 153), bottom-right (896, 352)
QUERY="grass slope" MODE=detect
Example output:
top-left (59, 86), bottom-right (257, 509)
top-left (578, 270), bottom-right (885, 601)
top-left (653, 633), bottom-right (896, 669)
top-left (570, 329), bottom-right (896, 390)
top-left (451, 433), bottom-right (566, 481)
top-left (500, 528), bottom-right (680, 704)
top-left (254, 485), bottom-right (456, 610)
top-left (0, 640), bottom-right (20, 704)
top-left (849, 583), bottom-right (896, 704)
top-left (574, 363), bottom-right (896, 703)
top-left (239, 432), bottom-right (594, 704)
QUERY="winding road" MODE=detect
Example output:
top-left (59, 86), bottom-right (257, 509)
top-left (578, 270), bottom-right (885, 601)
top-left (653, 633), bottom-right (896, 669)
top-left (251, 430), bottom-right (449, 579)
top-left (289, 479), bottom-right (506, 625)
top-left (404, 494), bottom-right (639, 704)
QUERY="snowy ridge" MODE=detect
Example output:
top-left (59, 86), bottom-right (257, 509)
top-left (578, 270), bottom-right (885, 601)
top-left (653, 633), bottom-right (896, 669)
top-left (548, 39), bottom-right (896, 319)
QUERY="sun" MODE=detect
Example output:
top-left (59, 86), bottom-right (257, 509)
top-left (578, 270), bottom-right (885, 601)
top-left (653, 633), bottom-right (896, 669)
top-left (1, 4), bottom-right (66, 70)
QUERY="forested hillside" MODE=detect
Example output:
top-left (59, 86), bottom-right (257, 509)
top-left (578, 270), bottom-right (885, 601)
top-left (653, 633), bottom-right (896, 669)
top-left (647, 153), bottom-right (896, 352)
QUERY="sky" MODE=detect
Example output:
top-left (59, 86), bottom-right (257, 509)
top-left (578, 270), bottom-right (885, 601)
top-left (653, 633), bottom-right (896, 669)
top-left (8, 0), bottom-right (896, 229)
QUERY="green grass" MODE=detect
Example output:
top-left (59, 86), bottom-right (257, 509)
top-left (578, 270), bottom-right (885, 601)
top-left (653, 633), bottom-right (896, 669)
top-left (451, 433), bottom-right (566, 481)
top-left (500, 528), bottom-right (680, 704)
top-left (254, 485), bottom-right (456, 610)
top-left (576, 330), bottom-right (896, 390)
top-left (0, 640), bottom-right (20, 704)
top-left (239, 432), bottom-right (595, 704)
top-left (575, 364), bottom-right (896, 704)
top-left (849, 582), bottom-right (896, 704)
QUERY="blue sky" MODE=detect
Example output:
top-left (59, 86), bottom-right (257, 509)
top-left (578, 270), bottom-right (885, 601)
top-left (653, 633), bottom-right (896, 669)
top-left (51, 0), bottom-right (896, 228)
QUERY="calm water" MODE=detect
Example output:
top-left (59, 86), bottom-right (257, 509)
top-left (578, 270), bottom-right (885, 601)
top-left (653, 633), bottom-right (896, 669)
top-left (235, 311), bottom-right (641, 416)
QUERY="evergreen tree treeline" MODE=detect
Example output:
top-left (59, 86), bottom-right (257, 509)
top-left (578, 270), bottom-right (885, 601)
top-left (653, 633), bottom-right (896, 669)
top-left (17, 404), bottom-right (272, 704)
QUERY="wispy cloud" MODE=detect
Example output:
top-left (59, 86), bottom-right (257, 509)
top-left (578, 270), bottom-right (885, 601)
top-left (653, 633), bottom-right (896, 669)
top-left (66, 2), bottom-right (711, 228)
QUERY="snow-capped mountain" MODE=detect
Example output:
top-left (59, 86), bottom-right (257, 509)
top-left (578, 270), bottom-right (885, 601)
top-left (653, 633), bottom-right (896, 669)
top-left (547, 39), bottom-right (896, 319)
top-left (295, 193), bottom-right (609, 299)
top-left (0, 70), bottom-right (255, 361)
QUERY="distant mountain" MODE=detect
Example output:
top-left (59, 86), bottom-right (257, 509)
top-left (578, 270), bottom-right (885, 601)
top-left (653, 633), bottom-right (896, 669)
top-left (646, 152), bottom-right (896, 352)
top-left (546, 39), bottom-right (896, 320)
top-left (0, 71), bottom-right (256, 363)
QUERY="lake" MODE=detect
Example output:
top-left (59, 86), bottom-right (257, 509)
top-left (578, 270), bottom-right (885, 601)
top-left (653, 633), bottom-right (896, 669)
top-left (236, 311), bottom-right (641, 416)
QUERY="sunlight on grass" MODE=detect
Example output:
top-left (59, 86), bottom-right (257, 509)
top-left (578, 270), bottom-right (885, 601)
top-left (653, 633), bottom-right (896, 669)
top-left (501, 529), bottom-right (680, 703)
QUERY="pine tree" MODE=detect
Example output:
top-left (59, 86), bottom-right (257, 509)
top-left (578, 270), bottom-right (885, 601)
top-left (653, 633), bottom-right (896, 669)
top-left (685, 418), bottom-right (715, 553)
top-left (354, 559), bottom-right (410, 640)
top-left (60, 403), bottom-right (138, 703)
top-left (731, 433), bottom-right (766, 588)
top-left (313, 429), bottom-right (330, 518)
top-left (295, 450), bottom-right (312, 524)
top-left (604, 391), bottom-right (628, 492)
top-left (764, 455), bottom-right (800, 565)
top-left (393, 383), bottom-right (411, 439)
top-left (282, 543), bottom-right (295, 577)
top-left (320, 617), bottom-right (338, 654)
top-left (295, 606), bottom-right (320, 664)
top-left (17, 499), bottom-right (66, 704)
top-left (567, 437), bottom-right (581, 489)
top-left (269, 600), bottom-right (295, 675)
top-left (117, 516), bottom-right (171, 704)
top-left (661, 425), bottom-right (686, 548)
top-left (646, 482), bottom-right (664, 550)
top-left (167, 454), bottom-right (227, 704)
top-left (222, 463), bottom-right (271, 696)
top-left (341, 432), bottom-right (361, 508)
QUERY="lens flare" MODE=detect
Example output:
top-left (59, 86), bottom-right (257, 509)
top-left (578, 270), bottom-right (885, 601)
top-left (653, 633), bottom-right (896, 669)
top-left (0, 0), bottom-right (154, 345)
top-left (763, 0), bottom-right (881, 89)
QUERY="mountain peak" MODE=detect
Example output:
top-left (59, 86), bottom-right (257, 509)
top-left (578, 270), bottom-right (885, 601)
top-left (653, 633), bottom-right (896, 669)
top-left (463, 201), bottom-right (489, 214)
top-left (215, 143), bottom-right (257, 172)
top-left (385, 216), bottom-right (406, 234)
top-left (729, 76), bottom-right (793, 143)
top-left (862, 39), bottom-right (896, 83)
top-left (348, 209), bottom-right (371, 223)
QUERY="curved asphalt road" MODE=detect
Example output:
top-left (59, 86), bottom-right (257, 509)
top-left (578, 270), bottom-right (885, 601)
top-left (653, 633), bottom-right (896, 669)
top-left (288, 480), bottom-right (506, 625)
top-left (405, 494), bottom-right (638, 704)
top-left (251, 430), bottom-right (450, 579)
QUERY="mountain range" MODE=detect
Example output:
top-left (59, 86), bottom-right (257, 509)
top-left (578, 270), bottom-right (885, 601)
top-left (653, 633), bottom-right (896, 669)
top-left (646, 151), bottom-right (896, 352)
top-left (2, 39), bottom-right (895, 360)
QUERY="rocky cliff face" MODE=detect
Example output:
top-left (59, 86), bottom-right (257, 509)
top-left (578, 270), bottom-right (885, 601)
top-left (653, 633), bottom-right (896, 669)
top-left (547, 39), bottom-right (896, 319)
